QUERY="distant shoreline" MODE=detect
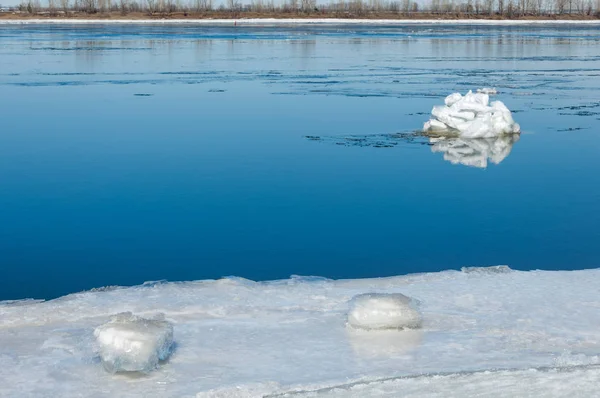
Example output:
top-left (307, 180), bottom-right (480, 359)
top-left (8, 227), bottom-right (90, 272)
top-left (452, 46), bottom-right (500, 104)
top-left (2, 17), bottom-right (600, 25)
top-left (2, 9), bottom-right (600, 24)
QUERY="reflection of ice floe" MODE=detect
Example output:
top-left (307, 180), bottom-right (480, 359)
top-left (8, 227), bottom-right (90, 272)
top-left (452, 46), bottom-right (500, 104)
top-left (424, 91), bottom-right (520, 138)
top-left (305, 131), bottom-right (519, 169)
top-left (430, 135), bottom-right (520, 168)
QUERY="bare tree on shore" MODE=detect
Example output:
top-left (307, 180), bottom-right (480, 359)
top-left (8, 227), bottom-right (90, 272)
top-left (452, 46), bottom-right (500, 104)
top-left (497, 0), bottom-right (505, 13)
top-left (535, 0), bottom-right (544, 14)
top-left (194, 0), bottom-right (211, 11)
top-left (300, 0), bottom-right (315, 12)
top-left (226, 0), bottom-right (240, 12)
top-left (17, 0), bottom-right (600, 17)
top-left (47, 0), bottom-right (57, 13)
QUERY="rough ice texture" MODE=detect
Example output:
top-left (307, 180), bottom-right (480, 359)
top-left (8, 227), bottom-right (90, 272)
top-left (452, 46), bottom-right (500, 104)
top-left (461, 265), bottom-right (513, 274)
top-left (429, 134), bottom-right (520, 168)
top-left (423, 91), bottom-right (520, 138)
top-left (293, 366), bottom-right (600, 397)
top-left (347, 293), bottom-right (421, 330)
top-left (94, 312), bottom-right (173, 373)
top-left (3, 267), bottom-right (600, 396)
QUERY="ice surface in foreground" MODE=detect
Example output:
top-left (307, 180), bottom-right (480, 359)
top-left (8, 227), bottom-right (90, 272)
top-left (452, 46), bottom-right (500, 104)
top-left (290, 366), bottom-right (600, 397)
top-left (346, 293), bottom-right (421, 330)
top-left (430, 135), bottom-right (520, 168)
top-left (94, 312), bottom-right (173, 373)
top-left (3, 268), bottom-right (600, 397)
top-left (423, 91), bottom-right (520, 138)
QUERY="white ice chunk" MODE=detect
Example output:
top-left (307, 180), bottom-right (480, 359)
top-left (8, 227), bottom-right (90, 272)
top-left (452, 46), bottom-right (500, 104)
top-left (347, 293), bottom-right (421, 330)
top-left (444, 92), bottom-right (463, 106)
top-left (423, 90), bottom-right (520, 138)
top-left (477, 87), bottom-right (498, 95)
top-left (94, 312), bottom-right (174, 373)
top-left (423, 119), bottom-right (448, 131)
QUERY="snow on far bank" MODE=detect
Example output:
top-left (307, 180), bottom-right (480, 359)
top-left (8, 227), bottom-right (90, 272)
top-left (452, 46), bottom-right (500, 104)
top-left (2, 18), bottom-right (600, 25)
top-left (2, 267), bottom-right (600, 397)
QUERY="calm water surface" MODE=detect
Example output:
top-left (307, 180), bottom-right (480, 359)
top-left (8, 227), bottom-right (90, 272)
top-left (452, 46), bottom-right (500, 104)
top-left (1, 24), bottom-right (599, 300)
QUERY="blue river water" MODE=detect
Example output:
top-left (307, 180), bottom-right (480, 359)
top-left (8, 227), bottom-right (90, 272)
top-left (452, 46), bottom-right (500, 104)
top-left (1, 23), bottom-right (599, 300)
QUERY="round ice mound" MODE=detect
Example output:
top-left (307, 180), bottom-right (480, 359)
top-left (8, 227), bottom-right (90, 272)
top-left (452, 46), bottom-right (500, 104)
top-left (423, 90), bottom-right (520, 138)
top-left (94, 312), bottom-right (174, 374)
top-left (347, 293), bottom-right (421, 330)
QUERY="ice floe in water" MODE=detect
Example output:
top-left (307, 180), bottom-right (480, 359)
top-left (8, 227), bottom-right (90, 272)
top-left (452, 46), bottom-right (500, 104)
top-left (3, 267), bottom-right (600, 396)
top-left (347, 293), bottom-right (421, 330)
top-left (423, 91), bottom-right (520, 138)
top-left (94, 312), bottom-right (174, 373)
top-left (430, 134), bottom-right (520, 168)
top-left (477, 87), bottom-right (498, 95)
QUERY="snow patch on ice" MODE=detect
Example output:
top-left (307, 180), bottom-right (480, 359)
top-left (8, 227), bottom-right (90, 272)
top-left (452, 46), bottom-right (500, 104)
top-left (347, 293), bottom-right (421, 330)
top-left (423, 91), bottom-right (520, 138)
top-left (94, 312), bottom-right (174, 373)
